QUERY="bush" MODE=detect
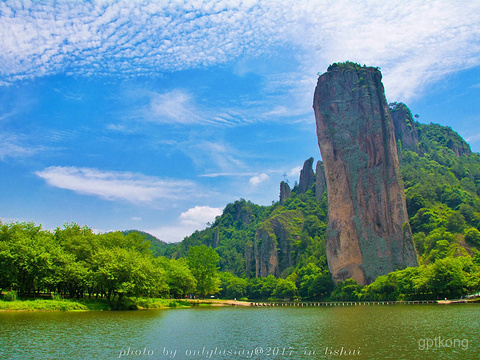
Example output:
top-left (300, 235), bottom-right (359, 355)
top-left (465, 228), bottom-right (480, 247)
top-left (3, 290), bottom-right (18, 302)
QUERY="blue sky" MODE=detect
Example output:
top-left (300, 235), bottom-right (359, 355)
top-left (1, 0), bottom-right (480, 242)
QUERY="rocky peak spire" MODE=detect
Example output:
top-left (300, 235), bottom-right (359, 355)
top-left (298, 157), bottom-right (315, 194)
top-left (315, 161), bottom-right (326, 200)
top-left (313, 63), bottom-right (418, 285)
top-left (279, 181), bottom-right (291, 204)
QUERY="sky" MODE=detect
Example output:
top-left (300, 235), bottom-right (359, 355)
top-left (1, 0), bottom-right (480, 242)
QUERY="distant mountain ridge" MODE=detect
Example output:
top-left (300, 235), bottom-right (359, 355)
top-left (121, 230), bottom-right (176, 257)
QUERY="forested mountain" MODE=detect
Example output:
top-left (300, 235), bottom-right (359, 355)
top-left (122, 230), bottom-right (177, 258)
top-left (168, 103), bottom-right (480, 282)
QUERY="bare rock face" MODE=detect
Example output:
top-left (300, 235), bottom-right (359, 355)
top-left (279, 181), bottom-right (291, 204)
top-left (390, 102), bottom-right (419, 153)
top-left (313, 63), bottom-right (418, 285)
top-left (315, 161), bottom-right (326, 200)
top-left (298, 157), bottom-right (315, 194)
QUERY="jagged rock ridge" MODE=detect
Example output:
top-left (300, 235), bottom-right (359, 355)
top-left (313, 63), bottom-right (418, 285)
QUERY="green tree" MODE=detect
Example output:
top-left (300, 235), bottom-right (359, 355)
top-left (465, 228), bottom-right (480, 247)
top-left (91, 247), bottom-right (167, 301)
top-left (446, 212), bottom-right (466, 233)
top-left (331, 279), bottom-right (360, 301)
top-left (272, 278), bottom-right (297, 299)
top-left (309, 271), bottom-right (334, 299)
top-left (260, 275), bottom-right (279, 299)
top-left (425, 257), bottom-right (468, 298)
top-left (406, 193), bottom-right (426, 217)
top-left (0, 222), bottom-right (58, 297)
top-left (218, 272), bottom-right (248, 299)
top-left (156, 257), bottom-right (197, 298)
top-left (187, 245), bottom-right (220, 298)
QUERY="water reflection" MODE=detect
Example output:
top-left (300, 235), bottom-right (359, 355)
top-left (0, 304), bottom-right (478, 359)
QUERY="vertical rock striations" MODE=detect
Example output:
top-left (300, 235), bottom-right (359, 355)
top-left (315, 161), bottom-right (326, 200)
top-left (313, 63), bottom-right (418, 285)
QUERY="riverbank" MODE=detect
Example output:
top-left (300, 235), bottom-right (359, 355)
top-left (184, 299), bottom-right (251, 307)
top-left (0, 297), bottom-right (193, 311)
top-left (0, 297), bottom-right (255, 312)
top-left (2, 297), bottom-right (477, 312)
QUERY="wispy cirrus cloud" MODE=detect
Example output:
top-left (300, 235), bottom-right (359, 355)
top-left (35, 166), bottom-right (199, 204)
top-left (133, 89), bottom-right (250, 126)
top-left (0, 134), bottom-right (50, 161)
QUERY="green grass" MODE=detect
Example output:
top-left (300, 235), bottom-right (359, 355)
top-left (129, 297), bottom-right (191, 309)
top-left (0, 297), bottom-right (193, 311)
top-left (0, 298), bottom-right (89, 311)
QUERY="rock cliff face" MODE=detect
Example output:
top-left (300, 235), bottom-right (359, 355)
top-left (315, 161), bottom-right (326, 200)
top-left (390, 102), bottom-right (419, 153)
top-left (279, 181), bottom-right (291, 204)
top-left (298, 157), bottom-right (315, 194)
top-left (313, 63), bottom-right (418, 285)
top-left (448, 139), bottom-right (471, 157)
top-left (254, 210), bottom-right (303, 277)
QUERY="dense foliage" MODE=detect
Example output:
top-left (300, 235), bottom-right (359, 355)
top-left (333, 255), bottom-right (480, 301)
top-left (0, 223), bottom-right (207, 301)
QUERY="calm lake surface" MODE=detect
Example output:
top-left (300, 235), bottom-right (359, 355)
top-left (0, 304), bottom-right (478, 360)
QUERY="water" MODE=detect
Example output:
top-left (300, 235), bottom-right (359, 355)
top-left (0, 304), bottom-right (478, 360)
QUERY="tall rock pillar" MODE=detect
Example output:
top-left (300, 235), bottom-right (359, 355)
top-left (313, 63), bottom-right (417, 285)
top-left (315, 161), bottom-right (326, 200)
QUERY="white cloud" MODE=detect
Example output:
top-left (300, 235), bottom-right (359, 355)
top-left (288, 166), bottom-right (302, 178)
top-left (118, 88), bottom-right (251, 127)
top-left (148, 90), bottom-right (202, 124)
top-left (148, 205), bottom-right (222, 242)
top-left (249, 173), bottom-right (269, 186)
top-left (283, 1), bottom-right (480, 101)
top-left (199, 172), bottom-right (251, 178)
top-left (1, 0), bottom-right (479, 103)
top-left (179, 205), bottom-right (222, 226)
top-left (0, 0), bottom-right (268, 83)
top-left (145, 89), bottom-right (248, 126)
top-left (35, 166), bottom-right (198, 204)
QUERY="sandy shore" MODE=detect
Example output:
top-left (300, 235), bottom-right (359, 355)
top-left (184, 299), bottom-right (251, 307)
